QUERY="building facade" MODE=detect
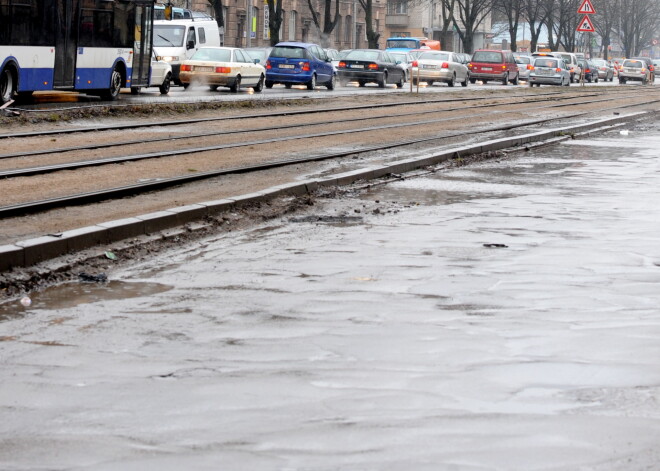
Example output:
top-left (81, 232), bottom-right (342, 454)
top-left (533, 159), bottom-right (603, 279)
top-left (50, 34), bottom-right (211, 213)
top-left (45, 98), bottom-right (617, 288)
top-left (162, 0), bottom-right (387, 50)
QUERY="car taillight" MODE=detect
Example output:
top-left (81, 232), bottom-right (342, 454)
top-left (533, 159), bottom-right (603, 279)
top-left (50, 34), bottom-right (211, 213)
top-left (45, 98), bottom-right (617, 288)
top-left (338, 61), bottom-right (346, 68)
top-left (555, 68), bottom-right (562, 72)
top-left (442, 62), bottom-right (449, 69)
top-left (467, 62), bottom-right (472, 68)
top-left (368, 63), bottom-right (378, 70)
top-left (301, 62), bottom-right (310, 71)
top-left (412, 60), bottom-right (418, 67)
top-left (266, 60), bottom-right (272, 69)
top-left (527, 64), bottom-right (534, 70)
top-left (642, 68), bottom-right (647, 72)
top-left (180, 64), bottom-right (191, 72)
top-left (215, 66), bottom-right (231, 73)
top-left (502, 65), bottom-right (506, 69)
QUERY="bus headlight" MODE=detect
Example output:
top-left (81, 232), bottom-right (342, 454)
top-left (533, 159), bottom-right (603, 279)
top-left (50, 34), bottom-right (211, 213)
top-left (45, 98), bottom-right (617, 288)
top-left (161, 56), bottom-right (179, 62)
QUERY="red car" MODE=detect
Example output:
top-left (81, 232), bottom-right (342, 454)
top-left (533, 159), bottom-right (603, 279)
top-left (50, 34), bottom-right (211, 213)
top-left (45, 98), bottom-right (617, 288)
top-left (468, 49), bottom-right (520, 85)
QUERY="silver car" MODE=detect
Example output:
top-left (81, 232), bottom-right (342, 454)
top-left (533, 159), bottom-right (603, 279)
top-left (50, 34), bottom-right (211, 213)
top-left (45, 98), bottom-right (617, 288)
top-left (514, 55), bottom-right (532, 81)
top-left (412, 51), bottom-right (469, 87)
top-left (591, 59), bottom-right (614, 81)
top-left (528, 57), bottom-right (570, 87)
top-left (389, 51), bottom-right (413, 81)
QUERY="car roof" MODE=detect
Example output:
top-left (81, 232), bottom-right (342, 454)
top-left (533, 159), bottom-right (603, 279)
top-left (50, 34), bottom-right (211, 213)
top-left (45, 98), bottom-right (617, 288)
top-left (273, 42), bottom-right (318, 48)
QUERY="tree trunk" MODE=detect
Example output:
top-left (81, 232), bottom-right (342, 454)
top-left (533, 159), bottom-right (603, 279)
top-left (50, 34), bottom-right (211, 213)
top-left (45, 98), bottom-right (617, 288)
top-left (267, 0), bottom-right (284, 46)
top-left (359, 0), bottom-right (380, 49)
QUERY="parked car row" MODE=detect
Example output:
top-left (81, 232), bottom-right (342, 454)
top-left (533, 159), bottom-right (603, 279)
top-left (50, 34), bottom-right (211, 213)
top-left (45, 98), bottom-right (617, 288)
top-left (145, 41), bottom-right (656, 95)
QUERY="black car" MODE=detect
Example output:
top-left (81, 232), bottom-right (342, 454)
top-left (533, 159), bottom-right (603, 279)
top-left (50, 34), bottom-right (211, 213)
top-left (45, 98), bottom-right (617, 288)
top-left (579, 59), bottom-right (599, 83)
top-left (336, 49), bottom-right (406, 88)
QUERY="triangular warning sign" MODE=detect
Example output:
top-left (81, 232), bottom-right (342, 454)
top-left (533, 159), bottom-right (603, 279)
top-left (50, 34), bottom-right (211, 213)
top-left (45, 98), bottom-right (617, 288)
top-left (578, 0), bottom-right (596, 14)
top-left (577, 15), bottom-right (595, 32)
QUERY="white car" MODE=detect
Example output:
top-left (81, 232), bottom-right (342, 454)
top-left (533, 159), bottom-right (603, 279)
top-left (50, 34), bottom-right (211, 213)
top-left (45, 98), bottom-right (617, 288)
top-left (413, 50), bottom-right (469, 87)
top-left (179, 47), bottom-right (266, 92)
top-left (131, 52), bottom-right (173, 95)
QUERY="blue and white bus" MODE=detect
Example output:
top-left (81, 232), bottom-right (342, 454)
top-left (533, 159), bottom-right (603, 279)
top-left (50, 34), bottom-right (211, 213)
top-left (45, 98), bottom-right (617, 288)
top-left (1, 0), bottom-right (155, 104)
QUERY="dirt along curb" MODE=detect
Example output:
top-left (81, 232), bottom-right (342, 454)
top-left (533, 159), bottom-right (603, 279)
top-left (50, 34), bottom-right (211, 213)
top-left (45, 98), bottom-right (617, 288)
top-left (0, 111), bottom-right (651, 297)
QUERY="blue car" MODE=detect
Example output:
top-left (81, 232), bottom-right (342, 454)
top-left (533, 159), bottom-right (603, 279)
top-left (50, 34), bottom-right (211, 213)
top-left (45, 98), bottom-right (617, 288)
top-left (265, 42), bottom-right (336, 90)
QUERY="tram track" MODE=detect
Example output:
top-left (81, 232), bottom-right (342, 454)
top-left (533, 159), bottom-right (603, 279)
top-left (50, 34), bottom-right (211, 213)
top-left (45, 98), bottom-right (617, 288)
top-left (0, 87), bottom-right (627, 141)
top-left (1, 92), bottom-right (658, 219)
top-left (0, 89), bottom-right (628, 161)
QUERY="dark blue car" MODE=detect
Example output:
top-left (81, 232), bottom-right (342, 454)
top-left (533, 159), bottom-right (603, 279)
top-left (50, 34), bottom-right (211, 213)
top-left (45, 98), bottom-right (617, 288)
top-left (265, 42), bottom-right (336, 90)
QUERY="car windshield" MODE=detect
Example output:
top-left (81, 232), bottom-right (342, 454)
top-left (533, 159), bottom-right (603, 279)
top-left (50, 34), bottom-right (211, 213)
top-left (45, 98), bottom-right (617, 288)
top-left (418, 52), bottom-right (450, 61)
top-left (245, 49), bottom-right (268, 62)
top-left (390, 53), bottom-right (408, 62)
top-left (387, 39), bottom-right (418, 49)
top-left (270, 46), bottom-right (307, 59)
top-left (623, 60), bottom-right (642, 68)
top-left (591, 60), bottom-right (606, 66)
top-left (153, 25), bottom-right (185, 47)
top-left (514, 56), bottom-right (530, 64)
top-left (345, 50), bottom-right (381, 61)
top-left (534, 58), bottom-right (558, 68)
top-left (191, 48), bottom-right (232, 62)
top-left (471, 51), bottom-right (503, 63)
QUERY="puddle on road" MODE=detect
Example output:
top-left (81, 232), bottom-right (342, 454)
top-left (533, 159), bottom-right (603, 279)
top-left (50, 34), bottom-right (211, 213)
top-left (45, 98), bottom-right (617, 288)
top-left (0, 280), bottom-right (172, 322)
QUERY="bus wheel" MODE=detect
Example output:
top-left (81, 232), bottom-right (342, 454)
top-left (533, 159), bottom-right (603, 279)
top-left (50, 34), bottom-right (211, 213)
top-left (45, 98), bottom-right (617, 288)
top-left (0, 66), bottom-right (16, 105)
top-left (101, 68), bottom-right (122, 101)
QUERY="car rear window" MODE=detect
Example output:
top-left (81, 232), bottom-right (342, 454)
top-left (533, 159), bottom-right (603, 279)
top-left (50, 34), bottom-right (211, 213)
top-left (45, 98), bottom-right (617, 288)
top-left (270, 46), bottom-right (307, 59)
top-left (344, 50), bottom-right (381, 61)
top-left (471, 51), bottom-right (503, 63)
top-left (534, 58), bottom-right (558, 68)
top-left (623, 60), bottom-right (642, 68)
top-left (514, 56), bottom-right (530, 64)
top-left (418, 52), bottom-right (450, 61)
top-left (191, 48), bottom-right (232, 62)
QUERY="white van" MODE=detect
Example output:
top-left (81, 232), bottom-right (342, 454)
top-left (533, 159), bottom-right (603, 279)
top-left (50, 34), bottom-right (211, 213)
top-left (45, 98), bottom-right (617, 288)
top-left (153, 17), bottom-right (220, 85)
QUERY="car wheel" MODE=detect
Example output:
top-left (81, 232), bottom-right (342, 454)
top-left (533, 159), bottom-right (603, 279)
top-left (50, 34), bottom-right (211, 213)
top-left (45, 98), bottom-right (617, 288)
top-left (230, 75), bottom-right (241, 93)
top-left (182, 82), bottom-right (190, 89)
top-left (284, 83), bottom-right (292, 89)
top-left (594, 77), bottom-right (599, 83)
top-left (130, 86), bottom-right (140, 95)
top-left (0, 66), bottom-right (17, 104)
top-left (412, 78), bottom-right (418, 86)
top-left (427, 80), bottom-right (434, 86)
top-left (209, 85), bottom-right (219, 91)
top-left (265, 80), bottom-right (274, 89)
top-left (619, 78), bottom-right (626, 84)
top-left (396, 74), bottom-right (404, 88)
top-left (447, 74), bottom-right (455, 87)
top-left (159, 74), bottom-right (171, 95)
top-left (469, 78), bottom-right (476, 84)
top-left (307, 74), bottom-right (316, 90)
top-left (511, 72), bottom-right (519, 85)
top-left (101, 67), bottom-right (122, 100)
top-left (253, 74), bottom-right (265, 92)
top-left (529, 81), bottom-right (534, 87)
top-left (378, 72), bottom-right (387, 88)
top-left (461, 75), bottom-right (468, 87)
top-left (326, 74), bottom-right (336, 90)
top-left (502, 74), bottom-right (508, 85)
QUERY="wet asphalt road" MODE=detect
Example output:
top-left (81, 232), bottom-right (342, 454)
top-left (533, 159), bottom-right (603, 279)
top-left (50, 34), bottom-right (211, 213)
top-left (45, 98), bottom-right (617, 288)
top-left (1, 120), bottom-right (660, 469)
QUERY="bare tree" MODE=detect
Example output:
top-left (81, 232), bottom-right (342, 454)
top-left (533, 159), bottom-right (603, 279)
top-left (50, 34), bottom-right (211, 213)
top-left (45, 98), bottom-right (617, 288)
top-left (593, 0), bottom-right (618, 58)
top-left (493, 0), bottom-right (522, 51)
top-left (616, 0), bottom-right (660, 56)
top-left (521, 0), bottom-right (549, 52)
top-left (552, 0), bottom-right (580, 52)
top-left (358, 0), bottom-right (380, 48)
top-left (452, 0), bottom-right (494, 53)
top-left (439, 0), bottom-right (457, 51)
top-left (266, 0), bottom-right (284, 46)
top-left (306, 0), bottom-right (341, 47)
top-left (206, 0), bottom-right (225, 33)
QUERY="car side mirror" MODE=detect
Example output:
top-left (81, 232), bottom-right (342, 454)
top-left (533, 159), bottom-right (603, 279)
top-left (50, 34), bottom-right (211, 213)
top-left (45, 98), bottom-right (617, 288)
top-left (253, 58), bottom-right (260, 64)
top-left (396, 60), bottom-right (402, 64)
top-left (186, 40), bottom-right (195, 50)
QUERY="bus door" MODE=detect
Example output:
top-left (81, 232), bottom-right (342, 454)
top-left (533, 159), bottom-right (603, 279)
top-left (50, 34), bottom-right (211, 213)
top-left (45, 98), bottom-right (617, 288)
top-left (53, 0), bottom-right (78, 88)
top-left (131, 2), bottom-right (154, 88)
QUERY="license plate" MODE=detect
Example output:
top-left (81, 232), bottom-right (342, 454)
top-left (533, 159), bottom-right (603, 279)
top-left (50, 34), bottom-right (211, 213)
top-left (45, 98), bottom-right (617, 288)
top-left (482, 67), bottom-right (492, 71)
top-left (279, 64), bottom-right (295, 69)
top-left (195, 66), bottom-right (214, 72)
top-left (423, 65), bottom-right (438, 69)
top-left (539, 69), bottom-right (554, 75)
top-left (350, 64), bottom-right (364, 69)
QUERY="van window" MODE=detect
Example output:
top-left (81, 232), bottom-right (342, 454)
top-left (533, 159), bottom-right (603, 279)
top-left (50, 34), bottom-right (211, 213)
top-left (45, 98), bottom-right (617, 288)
top-left (472, 51), bottom-right (503, 63)
top-left (198, 27), bottom-right (206, 44)
top-left (186, 27), bottom-right (196, 47)
top-left (154, 25), bottom-right (186, 47)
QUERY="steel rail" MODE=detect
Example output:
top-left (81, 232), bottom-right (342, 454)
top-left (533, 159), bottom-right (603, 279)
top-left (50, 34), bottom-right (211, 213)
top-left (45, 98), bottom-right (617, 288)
top-left (0, 89), bottom-right (623, 140)
top-left (0, 98), bottom-right (657, 219)
top-left (0, 92), bottom-right (651, 179)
